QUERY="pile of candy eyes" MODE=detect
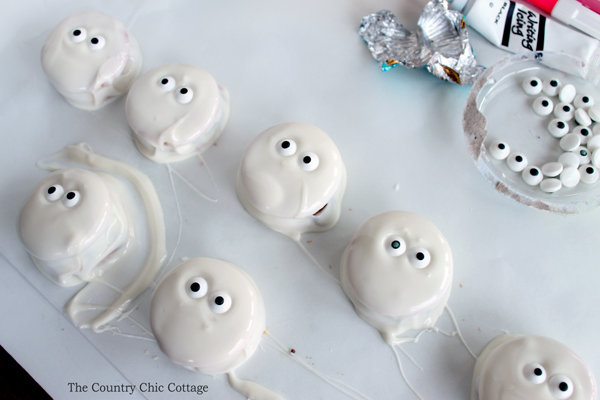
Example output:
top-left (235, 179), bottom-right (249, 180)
top-left (487, 76), bottom-right (600, 193)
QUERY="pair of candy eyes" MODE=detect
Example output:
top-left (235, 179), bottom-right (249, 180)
top-left (385, 236), bottom-right (431, 268)
top-left (276, 139), bottom-right (319, 172)
top-left (523, 363), bottom-right (573, 399)
top-left (45, 185), bottom-right (80, 207)
top-left (69, 28), bottom-right (105, 50)
top-left (185, 277), bottom-right (232, 314)
top-left (157, 77), bottom-right (194, 104)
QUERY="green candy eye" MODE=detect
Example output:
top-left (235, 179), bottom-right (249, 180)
top-left (386, 236), bottom-right (406, 257)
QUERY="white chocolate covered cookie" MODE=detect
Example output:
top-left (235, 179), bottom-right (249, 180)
top-left (472, 334), bottom-right (597, 400)
top-left (41, 11), bottom-right (142, 110)
top-left (126, 64), bottom-right (230, 163)
top-left (236, 122), bottom-right (346, 239)
top-left (340, 211), bottom-right (453, 344)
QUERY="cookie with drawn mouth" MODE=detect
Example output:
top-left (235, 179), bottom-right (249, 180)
top-left (42, 11), bottom-right (142, 110)
top-left (236, 122), bottom-right (346, 239)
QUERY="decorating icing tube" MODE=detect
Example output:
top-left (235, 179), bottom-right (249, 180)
top-left (521, 0), bottom-right (600, 39)
top-left (449, 0), bottom-right (600, 66)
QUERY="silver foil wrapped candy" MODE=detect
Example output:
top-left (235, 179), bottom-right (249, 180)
top-left (359, 0), bottom-right (484, 85)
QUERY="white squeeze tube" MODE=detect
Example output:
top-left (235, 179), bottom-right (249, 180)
top-left (449, 0), bottom-right (600, 75)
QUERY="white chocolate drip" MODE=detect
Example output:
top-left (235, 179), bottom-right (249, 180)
top-left (227, 371), bottom-right (283, 400)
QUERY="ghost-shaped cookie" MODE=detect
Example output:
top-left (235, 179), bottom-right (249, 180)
top-left (126, 64), bottom-right (230, 163)
top-left (236, 122), bottom-right (346, 239)
top-left (472, 334), bottom-right (597, 400)
top-left (340, 211), bottom-right (453, 344)
top-left (18, 168), bottom-right (130, 287)
top-left (41, 11), bottom-right (142, 110)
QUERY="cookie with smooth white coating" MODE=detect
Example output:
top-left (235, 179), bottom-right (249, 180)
top-left (554, 103), bottom-right (575, 121)
top-left (340, 211), bottom-right (452, 344)
top-left (558, 84), bottom-right (576, 104)
top-left (575, 108), bottom-right (592, 127)
top-left (522, 77), bottom-right (542, 95)
top-left (548, 119), bottom-right (569, 138)
top-left (558, 152), bottom-right (581, 168)
top-left (574, 94), bottom-right (594, 109)
top-left (560, 134), bottom-right (581, 152)
top-left (522, 166), bottom-right (543, 186)
top-left (540, 178), bottom-right (562, 193)
top-left (489, 141), bottom-right (510, 160)
top-left (41, 11), bottom-right (142, 110)
top-left (541, 162), bottom-right (563, 177)
top-left (533, 96), bottom-right (553, 116)
top-left (126, 64), bottom-right (230, 163)
top-left (237, 122), bottom-right (346, 239)
top-left (470, 334), bottom-right (597, 400)
top-left (574, 147), bottom-right (591, 165)
top-left (579, 165), bottom-right (599, 184)
top-left (507, 153), bottom-right (528, 172)
top-left (150, 258), bottom-right (266, 375)
top-left (574, 126), bottom-right (592, 144)
top-left (542, 78), bottom-right (561, 96)
top-left (560, 167), bottom-right (581, 188)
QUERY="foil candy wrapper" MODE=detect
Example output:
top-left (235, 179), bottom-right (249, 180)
top-left (359, 0), bottom-right (484, 85)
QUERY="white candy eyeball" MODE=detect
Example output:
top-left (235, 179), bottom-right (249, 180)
top-left (558, 152), bottom-right (580, 168)
top-left (573, 126), bottom-right (592, 144)
top-left (298, 152), bottom-right (319, 171)
top-left (186, 277), bottom-right (208, 299)
top-left (542, 78), bottom-right (562, 96)
top-left (88, 36), bottom-right (106, 51)
top-left (522, 77), bottom-right (542, 95)
top-left (549, 375), bottom-right (574, 399)
top-left (586, 134), bottom-right (600, 152)
top-left (489, 140), bottom-right (510, 160)
top-left (575, 108), bottom-right (592, 127)
top-left (540, 178), bottom-right (562, 193)
top-left (548, 119), bottom-right (569, 138)
top-left (158, 76), bottom-right (176, 92)
top-left (523, 166), bottom-right (543, 186)
top-left (69, 27), bottom-right (87, 43)
top-left (558, 84), bottom-right (576, 104)
top-left (541, 162), bottom-right (563, 177)
top-left (574, 94), bottom-right (594, 109)
top-left (175, 87), bottom-right (194, 104)
top-left (533, 97), bottom-right (554, 116)
top-left (209, 292), bottom-right (232, 314)
top-left (507, 153), bottom-right (528, 172)
top-left (574, 146), bottom-right (591, 165)
top-left (45, 184), bottom-right (64, 201)
top-left (559, 133), bottom-right (580, 152)
top-left (408, 248), bottom-right (431, 269)
top-left (592, 149), bottom-right (600, 168)
top-left (523, 363), bottom-right (547, 384)
top-left (386, 236), bottom-right (407, 257)
top-left (554, 103), bottom-right (574, 121)
top-left (579, 165), bottom-right (599, 184)
top-left (62, 190), bottom-right (80, 207)
top-left (589, 106), bottom-right (600, 122)
top-left (560, 167), bottom-right (581, 188)
top-left (276, 139), bottom-right (297, 156)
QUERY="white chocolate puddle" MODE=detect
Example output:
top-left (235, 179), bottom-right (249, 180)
top-left (42, 11), bottom-right (142, 110)
top-left (472, 334), bottom-right (597, 400)
top-left (18, 143), bottom-right (166, 332)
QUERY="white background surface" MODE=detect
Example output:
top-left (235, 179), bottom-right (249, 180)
top-left (1, 0), bottom-right (599, 399)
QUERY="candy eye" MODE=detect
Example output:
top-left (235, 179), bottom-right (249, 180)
top-left (489, 140), bottom-right (510, 160)
top-left (298, 152), bottom-right (319, 171)
top-left (548, 119), bottom-right (568, 138)
top-left (45, 185), bottom-right (64, 201)
top-left (276, 139), bottom-right (297, 156)
top-left (186, 277), bottom-right (208, 299)
top-left (408, 248), bottom-right (431, 269)
top-left (523, 363), bottom-right (546, 384)
top-left (88, 36), bottom-right (106, 51)
top-left (62, 191), bottom-right (80, 207)
top-left (522, 77), bottom-right (542, 95)
top-left (543, 78), bottom-right (561, 96)
top-left (574, 94), bottom-right (594, 109)
top-left (69, 27), bottom-right (87, 43)
top-left (386, 236), bottom-right (406, 257)
top-left (209, 292), bottom-right (232, 314)
top-left (533, 97), bottom-right (553, 116)
top-left (554, 103), bottom-right (574, 121)
top-left (522, 166), bottom-right (543, 186)
top-left (175, 87), bottom-right (193, 104)
top-left (549, 375), bottom-right (574, 399)
top-left (579, 165), bottom-right (599, 184)
top-left (507, 153), bottom-right (528, 172)
top-left (158, 76), bottom-right (176, 92)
